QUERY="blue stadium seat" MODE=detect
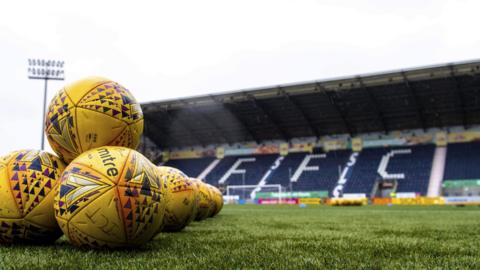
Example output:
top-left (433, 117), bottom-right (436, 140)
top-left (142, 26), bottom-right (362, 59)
top-left (163, 157), bottom-right (215, 178)
top-left (162, 144), bottom-right (435, 196)
top-left (205, 154), bottom-right (279, 186)
top-left (444, 142), bottom-right (480, 180)
top-left (266, 149), bottom-right (352, 194)
top-left (344, 144), bottom-right (434, 196)
top-left (266, 152), bottom-right (306, 188)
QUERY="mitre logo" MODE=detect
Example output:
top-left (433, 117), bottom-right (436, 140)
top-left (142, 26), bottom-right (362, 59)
top-left (97, 148), bottom-right (118, 177)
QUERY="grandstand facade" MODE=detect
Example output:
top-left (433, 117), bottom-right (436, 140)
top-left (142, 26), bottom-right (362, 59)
top-left (140, 60), bottom-right (480, 200)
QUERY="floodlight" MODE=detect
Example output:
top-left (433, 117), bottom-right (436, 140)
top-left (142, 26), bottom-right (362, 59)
top-left (27, 58), bottom-right (65, 150)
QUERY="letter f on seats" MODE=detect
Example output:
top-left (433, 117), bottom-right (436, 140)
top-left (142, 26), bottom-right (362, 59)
top-left (219, 158), bottom-right (256, 184)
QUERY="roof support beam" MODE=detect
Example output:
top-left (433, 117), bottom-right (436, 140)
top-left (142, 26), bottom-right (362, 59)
top-left (141, 124), bottom-right (164, 151)
top-left (401, 72), bottom-right (427, 131)
top-left (143, 117), bottom-right (178, 148)
top-left (316, 83), bottom-right (353, 135)
top-left (418, 81), bottom-right (444, 128)
top-left (164, 109), bottom-right (206, 147)
top-left (209, 95), bottom-right (260, 144)
top-left (179, 99), bottom-right (233, 145)
top-left (244, 93), bottom-right (289, 140)
top-left (140, 128), bottom-right (164, 165)
top-left (448, 65), bottom-right (468, 128)
top-left (278, 87), bottom-right (319, 137)
top-left (356, 77), bottom-right (388, 134)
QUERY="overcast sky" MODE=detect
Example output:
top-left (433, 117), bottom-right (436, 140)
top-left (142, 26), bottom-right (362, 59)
top-left (0, 0), bottom-right (479, 154)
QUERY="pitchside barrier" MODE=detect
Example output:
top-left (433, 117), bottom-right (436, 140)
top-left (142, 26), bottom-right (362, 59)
top-left (364, 197), bottom-right (446, 205)
top-left (328, 197), bottom-right (368, 206)
top-left (390, 197), bottom-right (445, 205)
top-left (372, 197), bottom-right (391, 205)
top-left (254, 190), bottom-right (328, 205)
top-left (224, 191), bottom-right (479, 206)
top-left (251, 196), bottom-right (452, 205)
top-left (443, 196), bottom-right (480, 206)
top-left (298, 198), bottom-right (322, 205)
top-left (321, 197), bottom-right (447, 206)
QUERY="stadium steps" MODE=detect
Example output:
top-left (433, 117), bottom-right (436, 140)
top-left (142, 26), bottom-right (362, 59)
top-left (427, 146), bottom-right (447, 197)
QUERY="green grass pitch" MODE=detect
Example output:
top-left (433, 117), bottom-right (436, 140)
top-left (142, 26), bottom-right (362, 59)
top-left (1, 205), bottom-right (480, 269)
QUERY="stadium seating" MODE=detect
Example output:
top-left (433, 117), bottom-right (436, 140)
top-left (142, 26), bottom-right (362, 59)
top-left (265, 152), bottom-right (306, 188)
top-left (203, 156), bottom-right (237, 185)
top-left (266, 149), bottom-right (352, 195)
top-left (163, 144), bottom-right (436, 196)
top-left (344, 144), bottom-right (435, 196)
top-left (163, 157), bottom-right (215, 177)
top-left (444, 142), bottom-right (480, 180)
top-left (204, 154), bottom-right (279, 186)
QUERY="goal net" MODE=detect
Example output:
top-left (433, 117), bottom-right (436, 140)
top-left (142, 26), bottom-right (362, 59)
top-left (225, 184), bottom-right (283, 203)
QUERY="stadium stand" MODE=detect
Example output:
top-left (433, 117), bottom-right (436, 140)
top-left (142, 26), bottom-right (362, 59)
top-left (264, 152), bottom-right (306, 188)
top-left (444, 142), bottom-right (480, 181)
top-left (393, 145), bottom-right (435, 194)
top-left (344, 145), bottom-right (434, 196)
top-left (159, 144), bottom-right (435, 197)
top-left (140, 60), bottom-right (480, 197)
top-left (202, 156), bottom-right (237, 185)
top-left (163, 157), bottom-right (215, 177)
top-left (142, 60), bottom-right (480, 148)
top-left (265, 149), bottom-right (351, 194)
top-left (205, 154), bottom-right (279, 186)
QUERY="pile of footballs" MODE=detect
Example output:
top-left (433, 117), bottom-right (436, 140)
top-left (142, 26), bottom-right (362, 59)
top-left (0, 77), bottom-right (223, 248)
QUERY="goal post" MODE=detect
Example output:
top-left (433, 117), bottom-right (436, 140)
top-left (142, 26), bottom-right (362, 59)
top-left (226, 184), bottom-right (283, 203)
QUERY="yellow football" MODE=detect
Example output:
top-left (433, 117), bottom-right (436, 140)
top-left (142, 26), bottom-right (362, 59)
top-left (45, 77), bottom-right (144, 163)
top-left (189, 178), bottom-right (200, 222)
top-left (54, 147), bottom-right (166, 248)
top-left (0, 150), bottom-right (65, 243)
top-left (207, 185), bottom-right (223, 217)
top-left (192, 179), bottom-right (214, 221)
top-left (205, 184), bottom-right (218, 218)
top-left (157, 166), bottom-right (197, 232)
top-left (188, 177), bottom-right (201, 222)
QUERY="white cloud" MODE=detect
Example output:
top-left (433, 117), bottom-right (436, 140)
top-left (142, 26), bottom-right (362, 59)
top-left (0, 0), bottom-right (478, 154)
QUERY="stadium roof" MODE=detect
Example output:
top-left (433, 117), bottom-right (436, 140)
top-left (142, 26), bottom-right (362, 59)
top-left (142, 60), bottom-right (480, 149)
